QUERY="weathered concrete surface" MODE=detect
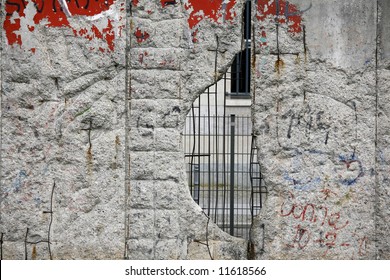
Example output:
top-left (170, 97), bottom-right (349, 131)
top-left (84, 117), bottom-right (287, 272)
top-left (377, 0), bottom-right (390, 260)
top-left (0, 0), bottom-right (248, 259)
top-left (251, 0), bottom-right (383, 259)
top-left (1, 0), bottom-right (390, 260)
top-left (127, 0), bottom-right (248, 260)
top-left (0, 0), bottom-right (128, 259)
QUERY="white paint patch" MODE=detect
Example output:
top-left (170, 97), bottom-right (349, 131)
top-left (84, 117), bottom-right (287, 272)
top-left (59, 0), bottom-right (72, 17)
top-left (87, 6), bottom-right (119, 21)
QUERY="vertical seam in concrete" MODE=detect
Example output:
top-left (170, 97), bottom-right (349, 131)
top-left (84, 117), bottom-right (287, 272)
top-left (124, 0), bottom-right (132, 259)
top-left (0, 0), bottom-right (4, 248)
top-left (251, 7), bottom-right (256, 109)
top-left (47, 181), bottom-right (56, 260)
top-left (375, 0), bottom-right (380, 260)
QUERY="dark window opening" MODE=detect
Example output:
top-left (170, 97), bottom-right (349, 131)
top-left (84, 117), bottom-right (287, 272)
top-left (230, 0), bottom-right (251, 97)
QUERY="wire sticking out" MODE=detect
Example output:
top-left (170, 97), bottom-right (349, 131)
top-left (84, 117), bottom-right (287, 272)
top-left (47, 181), bottom-right (56, 260)
top-left (202, 211), bottom-right (214, 260)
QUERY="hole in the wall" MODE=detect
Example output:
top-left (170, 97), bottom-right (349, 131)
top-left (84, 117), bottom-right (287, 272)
top-left (182, 0), bottom-right (267, 240)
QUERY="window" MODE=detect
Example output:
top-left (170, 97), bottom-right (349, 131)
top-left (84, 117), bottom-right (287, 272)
top-left (230, 0), bottom-right (251, 97)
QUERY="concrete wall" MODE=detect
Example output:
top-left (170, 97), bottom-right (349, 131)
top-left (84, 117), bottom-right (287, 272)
top-left (377, 0), bottom-right (390, 260)
top-left (0, 0), bottom-right (389, 260)
top-left (251, 0), bottom-right (387, 259)
top-left (0, 0), bottom-right (248, 260)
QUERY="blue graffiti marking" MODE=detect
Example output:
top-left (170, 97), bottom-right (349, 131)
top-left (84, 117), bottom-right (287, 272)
top-left (338, 153), bottom-right (364, 186)
top-left (11, 170), bottom-right (28, 192)
top-left (284, 172), bottom-right (321, 191)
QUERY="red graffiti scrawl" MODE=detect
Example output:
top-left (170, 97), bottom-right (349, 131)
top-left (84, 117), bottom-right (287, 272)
top-left (3, 0), bottom-right (122, 52)
top-left (184, 0), bottom-right (238, 43)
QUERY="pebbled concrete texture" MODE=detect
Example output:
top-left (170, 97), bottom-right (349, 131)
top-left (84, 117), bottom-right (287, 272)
top-left (251, 0), bottom-right (386, 259)
top-left (127, 0), bottom-right (247, 260)
top-left (1, 0), bottom-right (128, 259)
top-left (0, 0), bottom-right (389, 260)
top-left (0, 0), bottom-right (248, 259)
top-left (377, 0), bottom-right (390, 260)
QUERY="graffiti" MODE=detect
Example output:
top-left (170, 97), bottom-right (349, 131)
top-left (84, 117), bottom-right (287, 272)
top-left (288, 224), bottom-right (311, 249)
top-left (282, 149), bottom-right (329, 191)
top-left (0, 170), bottom-right (29, 201)
top-left (280, 191), bottom-right (350, 255)
top-left (3, 0), bottom-right (121, 52)
top-left (279, 189), bottom-right (369, 258)
top-left (320, 188), bottom-right (337, 200)
top-left (280, 192), bottom-right (349, 230)
top-left (338, 153), bottom-right (364, 186)
top-left (356, 235), bottom-right (368, 257)
top-left (11, 170), bottom-right (28, 192)
top-left (284, 105), bottom-right (331, 141)
top-left (284, 172), bottom-right (321, 191)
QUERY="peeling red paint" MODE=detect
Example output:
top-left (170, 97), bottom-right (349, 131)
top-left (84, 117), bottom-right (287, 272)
top-left (184, 0), bottom-right (238, 42)
top-left (256, 0), bottom-right (304, 33)
top-left (191, 29), bottom-right (199, 43)
top-left (256, 0), bottom-right (308, 48)
top-left (3, 0), bottom-right (119, 52)
top-left (3, 1), bottom-right (26, 46)
top-left (134, 28), bottom-right (150, 43)
top-left (185, 0), bottom-right (237, 29)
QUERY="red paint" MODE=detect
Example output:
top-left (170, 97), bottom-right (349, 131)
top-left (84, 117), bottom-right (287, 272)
top-left (281, 191), bottom-right (352, 254)
top-left (256, 0), bottom-right (309, 48)
top-left (358, 236), bottom-right (368, 256)
top-left (259, 29), bottom-right (267, 47)
top-left (103, 20), bottom-right (115, 51)
top-left (292, 225), bottom-right (311, 249)
top-left (160, 0), bottom-right (177, 8)
top-left (4, 0), bottom-right (118, 52)
top-left (328, 212), bottom-right (349, 230)
top-left (134, 28), bottom-right (150, 43)
top-left (138, 51), bottom-right (149, 64)
top-left (280, 196), bottom-right (349, 230)
top-left (256, 0), bottom-right (303, 33)
top-left (139, 53), bottom-right (144, 64)
top-left (191, 29), bottom-right (199, 43)
top-left (184, 0), bottom-right (237, 42)
top-left (320, 188), bottom-right (336, 200)
top-left (132, 0), bottom-right (139, 7)
top-left (3, 1), bottom-right (26, 46)
top-left (185, 0), bottom-right (237, 29)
